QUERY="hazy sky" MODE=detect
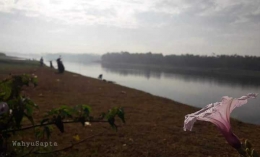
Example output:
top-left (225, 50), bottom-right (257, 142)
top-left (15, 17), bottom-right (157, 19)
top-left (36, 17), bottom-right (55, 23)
top-left (0, 0), bottom-right (260, 56)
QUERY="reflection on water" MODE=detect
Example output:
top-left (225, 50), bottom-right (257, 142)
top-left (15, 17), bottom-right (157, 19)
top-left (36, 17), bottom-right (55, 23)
top-left (104, 68), bottom-right (162, 79)
top-left (102, 63), bottom-right (260, 88)
top-left (64, 62), bottom-right (260, 125)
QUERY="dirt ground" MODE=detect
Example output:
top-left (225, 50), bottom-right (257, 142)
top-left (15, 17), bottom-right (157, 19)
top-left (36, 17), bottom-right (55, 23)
top-left (1, 65), bottom-right (260, 157)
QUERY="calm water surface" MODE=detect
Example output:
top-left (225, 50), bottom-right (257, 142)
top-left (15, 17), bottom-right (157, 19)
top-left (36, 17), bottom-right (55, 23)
top-left (63, 62), bottom-right (260, 125)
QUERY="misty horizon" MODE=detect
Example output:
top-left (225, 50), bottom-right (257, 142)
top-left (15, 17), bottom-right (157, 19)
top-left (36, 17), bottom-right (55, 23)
top-left (3, 51), bottom-right (260, 58)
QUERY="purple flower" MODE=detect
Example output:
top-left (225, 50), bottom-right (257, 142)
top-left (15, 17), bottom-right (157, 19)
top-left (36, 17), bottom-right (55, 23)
top-left (184, 93), bottom-right (257, 149)
top-left (0, 102), bottom-right (9, 115)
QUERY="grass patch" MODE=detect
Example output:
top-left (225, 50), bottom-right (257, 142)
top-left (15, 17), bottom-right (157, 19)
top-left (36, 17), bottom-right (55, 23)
top-left (0, 56), bottom-right (39, 74)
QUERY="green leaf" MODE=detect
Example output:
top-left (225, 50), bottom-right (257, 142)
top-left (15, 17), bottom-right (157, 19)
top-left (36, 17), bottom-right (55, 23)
top-left (246, 148), bottom-right (250, 154)
top-left (79, 117), bottom-right (85, 126)
top-left (31, 77), bottom-right (38, 87)
top-left (13, 109), bottom-right (24, 128)
top-left (82, 105), bottom-right (91, 111)
top-left (35, 127), bottom-right (44, 139)
top-left (0, 92), bottom-right (5, 98)
top-left (251, 149), bottom-right (259, 157)
top-left (7, 99), bottom-right (18, 109)
top-left (106, 107), bottom-right (118, 120)
top-left (25, 105), bottom-right (33, 117)
top-left (108, 117), bottom-right (117, 130)
top-left (61, 108), bottom-right (73, 118)
top-left (245, 139), bottom-right (252, 149)
top-left (24, 113), bottom-right (34, 125)
top-left (0, 83), bottom-right (12, 100)
top-left (21, 75), bottom-right (29, 86)
top-left (55, 115), bottom-right (64, 133)
top-left (82, 105), bottom-right (91, 117)
top-left (41, 118), bottom-right (49, 125)
top-left (23, 98), bottom-right (38, 112)
top-left (117, 108), bottom-right (125, 123)
top-left (44, 126), bottom-right (51, 139)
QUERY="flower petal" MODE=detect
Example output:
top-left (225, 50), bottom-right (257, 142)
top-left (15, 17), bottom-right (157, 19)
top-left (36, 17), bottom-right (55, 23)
top-left (184, 102), bottom-right (221, 131)
top-left (184, 114), bottom-right (197, 131)
top-left (229, 93), bottom-right (257, 113)
top-left (184, 93), bottom-right (257, 132)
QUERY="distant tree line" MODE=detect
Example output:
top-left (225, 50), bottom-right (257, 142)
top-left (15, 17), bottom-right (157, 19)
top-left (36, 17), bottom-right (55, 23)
top-left (0, 52), bottom-right (6, 56)
top-left (44, 53), bottom-right (100, 63)
top-left (101, 52), bottom-right (260, 71)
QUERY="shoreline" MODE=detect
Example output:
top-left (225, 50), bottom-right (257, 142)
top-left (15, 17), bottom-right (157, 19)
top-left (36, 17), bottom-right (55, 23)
top-left (65, 64), bottom-right (260, 125)
top-left (1, 60), bottom-right (260, 156)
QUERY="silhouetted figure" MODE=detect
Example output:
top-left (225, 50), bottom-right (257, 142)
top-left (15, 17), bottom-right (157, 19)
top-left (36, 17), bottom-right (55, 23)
top-left (50, 61), bottom-right (53, 68)
top-left (98, 74), bottom-right (103, 79)
top-left (56, 57), bottom-right (65, 73)
top-left (40, 57), bottom-right (44, 66)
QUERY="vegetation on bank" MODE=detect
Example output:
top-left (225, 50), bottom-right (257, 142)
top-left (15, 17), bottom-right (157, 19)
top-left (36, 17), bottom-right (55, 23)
top-left (0, 52), bottom-right (6, 56)
top-left (0, 55), bottom-right (39, 74)
top-left (0, 60), bottom-right (125, 156)
top-left (44, 53), bottom-right (101, 63)
top-left (102, 52), bottom-right (260, 71)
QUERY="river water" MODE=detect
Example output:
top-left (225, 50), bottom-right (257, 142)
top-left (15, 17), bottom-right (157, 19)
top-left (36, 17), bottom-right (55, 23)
top-left (49, 61), bottom-right (260, 125)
